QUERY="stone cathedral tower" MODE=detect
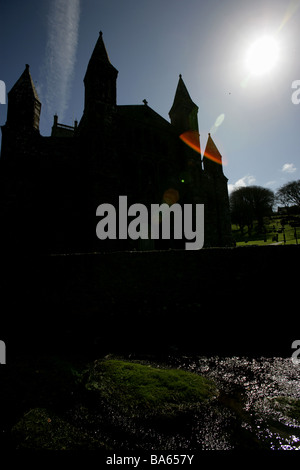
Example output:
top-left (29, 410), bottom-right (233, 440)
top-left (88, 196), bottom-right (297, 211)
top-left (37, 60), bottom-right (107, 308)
top-left (0, 32), bottom-right (232, 253)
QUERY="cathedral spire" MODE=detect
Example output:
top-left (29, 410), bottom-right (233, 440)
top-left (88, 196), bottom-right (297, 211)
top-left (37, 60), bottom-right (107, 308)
top-left (6, 64), bottom-right (41, 131)
top-left (86, 30), bottom-right (115, 68)
top-left (170, 75), bottom-right (197, 112)
top-left (83, 31), bottom-right (118, 112)
top-left (169, 75), bottom-right (199, 135)
top-left (203, 133), bottom-right (224, 173)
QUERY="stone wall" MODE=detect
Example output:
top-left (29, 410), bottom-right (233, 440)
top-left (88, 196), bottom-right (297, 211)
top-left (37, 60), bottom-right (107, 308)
top-left (1, 245), bottom-right (298, 358)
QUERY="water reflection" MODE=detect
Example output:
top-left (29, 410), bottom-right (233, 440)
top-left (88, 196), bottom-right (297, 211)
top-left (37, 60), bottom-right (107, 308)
top-left (170, 356), bottom-right (300, 450)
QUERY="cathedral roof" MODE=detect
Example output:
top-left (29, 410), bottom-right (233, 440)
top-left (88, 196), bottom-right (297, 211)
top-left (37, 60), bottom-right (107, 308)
top-left (118, 104), bottom-right (173, 130)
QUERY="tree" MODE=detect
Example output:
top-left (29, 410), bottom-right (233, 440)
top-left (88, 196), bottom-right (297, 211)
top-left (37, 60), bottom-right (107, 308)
top-left (275, 180), bottom-right (300, 208)
top-left (230, 187), bottom-right (253, 234)
top-left (230, 186), bottom-right (274, 233)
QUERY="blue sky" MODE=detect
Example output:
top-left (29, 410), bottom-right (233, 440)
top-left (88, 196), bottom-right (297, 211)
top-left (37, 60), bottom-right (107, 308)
top-left (1, 0), bottom-right (300, 193)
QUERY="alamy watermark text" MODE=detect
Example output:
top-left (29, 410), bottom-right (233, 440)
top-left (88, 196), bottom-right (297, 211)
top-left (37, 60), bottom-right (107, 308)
top-left (0, 80), bottom-right (6, 105)
top-left (292, 340), bottom-right (300, 365)
top-left (0, 340), bottom-right (6, 364)
top-left (96, 196), bottom-right (204, 250)
top-left (291, 80), bottom-right (300, 104)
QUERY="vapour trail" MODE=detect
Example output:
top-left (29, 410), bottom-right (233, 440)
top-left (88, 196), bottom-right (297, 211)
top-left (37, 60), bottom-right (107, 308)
top-left (42, 0), bottom-right (80, 123)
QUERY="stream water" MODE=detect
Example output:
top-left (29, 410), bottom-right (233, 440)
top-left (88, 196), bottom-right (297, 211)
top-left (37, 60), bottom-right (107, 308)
top-left (65, 355), bottom-right (300, 452)
top-left (1, 355), bottom-right (299, 451)
top-left (164, 355), bottom-right (300, 450)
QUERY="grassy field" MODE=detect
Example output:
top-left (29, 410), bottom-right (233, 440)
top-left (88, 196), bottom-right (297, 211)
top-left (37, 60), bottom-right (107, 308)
top-left (232, 213), bottom-right (300, 246)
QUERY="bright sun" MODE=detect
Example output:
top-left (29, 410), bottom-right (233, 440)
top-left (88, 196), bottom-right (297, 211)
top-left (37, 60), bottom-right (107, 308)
top-left (246, 36), bottom-right (279, 76)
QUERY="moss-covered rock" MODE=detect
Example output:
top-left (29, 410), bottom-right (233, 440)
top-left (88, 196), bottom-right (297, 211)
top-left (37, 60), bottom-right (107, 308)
top-left (12, 407), bottom-right (105, 450)
top-left (84, 358), bottom-right (218, 417)
top-left (10, 358), bottom-right (218, 450)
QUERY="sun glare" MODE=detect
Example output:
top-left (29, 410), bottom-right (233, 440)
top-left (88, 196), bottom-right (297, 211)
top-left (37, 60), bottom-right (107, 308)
top-left (246, 36), bottom-right (279, 76)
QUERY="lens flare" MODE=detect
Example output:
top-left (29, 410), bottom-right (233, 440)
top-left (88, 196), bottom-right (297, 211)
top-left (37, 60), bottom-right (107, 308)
top-left (179, 130), bottom-right (201, 153)
top-left (278, 0), bottom-right (300, 31)
top-left (215, 113), bottom-right (225, 127)
top-left (163, 188), bottom-right (180, 206)
top-left (203, 150), bottom-right (222, 165)
top-left (210, 113), bottom-right (225, 135)
top-left (180, 130), bottom-right (227, 166)
top-left (204, 134), bottom-right (227, 166)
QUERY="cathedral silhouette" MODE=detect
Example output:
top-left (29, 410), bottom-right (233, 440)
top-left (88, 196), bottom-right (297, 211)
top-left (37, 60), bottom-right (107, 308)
top-left (0, 32), bottom-right (232, 253)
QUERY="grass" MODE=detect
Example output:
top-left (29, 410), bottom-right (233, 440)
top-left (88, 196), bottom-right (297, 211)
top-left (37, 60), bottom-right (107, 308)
top-left (232, 214), bottom-right (300, 246)
top-left (85, 358), bottom-right (217, 416)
